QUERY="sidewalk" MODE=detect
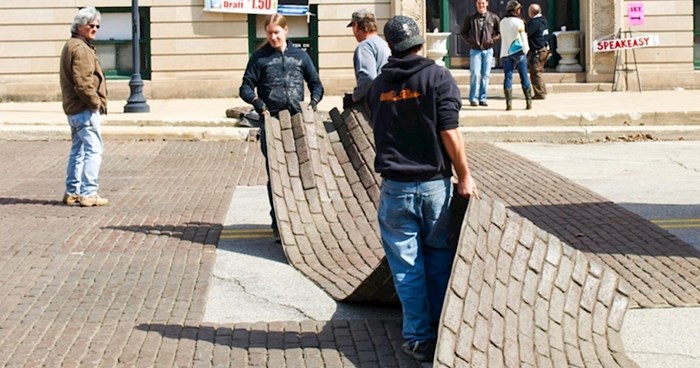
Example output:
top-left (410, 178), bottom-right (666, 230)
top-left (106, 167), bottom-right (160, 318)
top-left (1, 89), bottom-right (700, 142)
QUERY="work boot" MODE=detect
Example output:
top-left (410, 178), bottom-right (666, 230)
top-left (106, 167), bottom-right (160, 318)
top-left (62, 193), bottom-right (80, 206)
top-left (504, 88), bottom-right (513, 111)
top-left (523, 87), bottom-right (533, 110)
top-left (80, 194), bottom-right (109, 207)
top-left (401, 340), bottom-right (435, 362)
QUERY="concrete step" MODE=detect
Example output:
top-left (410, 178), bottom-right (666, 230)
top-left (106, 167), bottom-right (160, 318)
top-left (323, 70), bottom-right (610, 96)
top-left (450, 70), bottom-right (612, 97)
top-left (459, 83), bottom-right (611, 99)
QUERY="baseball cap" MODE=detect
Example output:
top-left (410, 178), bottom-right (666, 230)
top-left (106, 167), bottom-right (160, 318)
top-left (347, 8), bottom-right (373, 27)
top-left (383, 15), bottom-right (424, 53)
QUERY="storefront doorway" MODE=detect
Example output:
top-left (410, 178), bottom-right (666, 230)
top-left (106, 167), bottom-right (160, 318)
top-left (437, 0), bottom-right (578, 69)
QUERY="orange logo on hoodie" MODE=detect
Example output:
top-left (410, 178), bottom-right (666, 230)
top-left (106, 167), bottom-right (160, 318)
top-left (379, 89), bottom-right (421, 102)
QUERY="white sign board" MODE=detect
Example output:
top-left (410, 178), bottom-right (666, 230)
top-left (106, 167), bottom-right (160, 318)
top-left (593, 34), bottom-right (659, 52)
top-left (204, 0), bottom-right (278, 15)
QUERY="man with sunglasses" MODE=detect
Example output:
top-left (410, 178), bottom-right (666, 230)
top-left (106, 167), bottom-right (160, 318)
top-left (59, 7), bottom-right (109, 207)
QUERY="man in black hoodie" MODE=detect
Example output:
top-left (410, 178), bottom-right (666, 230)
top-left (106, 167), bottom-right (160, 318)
top-left (367, 15), bottom-right (479, 363)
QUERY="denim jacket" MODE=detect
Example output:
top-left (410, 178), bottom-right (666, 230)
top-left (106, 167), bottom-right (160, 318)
top-left (239, 41), bottom-right (323, 116)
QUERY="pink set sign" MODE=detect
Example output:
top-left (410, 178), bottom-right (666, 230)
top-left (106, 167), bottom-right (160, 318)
top-left (628, 2), bottom-right (644, 26)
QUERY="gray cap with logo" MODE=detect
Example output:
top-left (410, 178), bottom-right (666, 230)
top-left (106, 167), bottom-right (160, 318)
top-left (347, 8), bottom-right (373, 27)
top-left (383, 15), bottom-right (424, 53)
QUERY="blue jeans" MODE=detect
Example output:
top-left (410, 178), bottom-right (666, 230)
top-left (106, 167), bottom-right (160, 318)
top-left (65, 109), bottom-right (103, 196)
top-left (502, 51), bottom-right (532, 90)
top-left (469, 48), bottom-right (493, 103)
top-left (378, 178), bottom-right (456, 343)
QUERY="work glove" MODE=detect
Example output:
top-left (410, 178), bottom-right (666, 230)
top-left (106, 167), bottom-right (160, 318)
top-left (308, 99), bottom-right (318, 112)
top-left (252, 98), bottom-right (267, 114)
top-left (342, 93), bottom-right (354, 109)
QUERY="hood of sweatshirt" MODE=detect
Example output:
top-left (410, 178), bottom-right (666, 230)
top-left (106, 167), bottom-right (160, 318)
top-left (381, 54), bottom-right (436, 83)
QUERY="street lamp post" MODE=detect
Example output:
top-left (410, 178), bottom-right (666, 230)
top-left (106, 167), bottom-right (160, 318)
top-left (124, 0), bottom-right (149, 113)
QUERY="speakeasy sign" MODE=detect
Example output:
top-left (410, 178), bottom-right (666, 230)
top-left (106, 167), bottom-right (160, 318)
top-left (593, 34), bottom-right (659, 52)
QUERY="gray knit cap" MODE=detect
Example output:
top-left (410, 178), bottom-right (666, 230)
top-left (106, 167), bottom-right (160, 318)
top-left (383, 15), bottom-right (424, 53)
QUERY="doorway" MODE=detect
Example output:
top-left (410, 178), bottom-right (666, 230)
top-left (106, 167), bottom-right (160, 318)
top-left (443, 0), bottom-right (578, 69)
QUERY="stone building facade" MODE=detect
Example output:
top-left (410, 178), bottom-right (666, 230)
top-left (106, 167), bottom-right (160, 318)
top-left (0, 0), bottom-right (697, 101)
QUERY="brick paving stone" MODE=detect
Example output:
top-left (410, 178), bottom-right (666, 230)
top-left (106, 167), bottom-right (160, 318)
top-left (435, 196), bottom-right (639, 367)
top-left (469, 143), bottom-right (700, 307)
top-left (3, 113), bottom-right (696, 367)
top-left (265, 108), bottom-right (396, 304)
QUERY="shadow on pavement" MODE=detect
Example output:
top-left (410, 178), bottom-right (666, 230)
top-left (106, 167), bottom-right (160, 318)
top-left (102, 222), bottom-right (222, 245)
top-left (0, 197), bottom-right (64, 206)
top-left (134, 319), bottom-right (425, 367)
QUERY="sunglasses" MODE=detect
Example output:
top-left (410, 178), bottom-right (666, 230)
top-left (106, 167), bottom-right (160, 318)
top-left (87, 24), bottom-right (101, 29)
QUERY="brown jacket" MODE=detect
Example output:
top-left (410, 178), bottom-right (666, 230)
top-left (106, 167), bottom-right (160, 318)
top-left (460, 11), bottom-right (501, 50)
top-left (59, 35), bottom-right (107, 116)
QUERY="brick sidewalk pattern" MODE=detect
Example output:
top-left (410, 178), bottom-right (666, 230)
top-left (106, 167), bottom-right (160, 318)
top-left (469, 143), bottom-right (700, 308)
top-left (0, 141), bottom-right (425, 367)
top-left (265, 107), bottom-right (396, 304)
top-left (435, 196), bottom-right (637, 367)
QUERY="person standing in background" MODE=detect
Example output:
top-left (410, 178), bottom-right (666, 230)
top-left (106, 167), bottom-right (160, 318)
top-left (239, 13), bottom-right (324, 240)
top-left (527, 3), bottom-right (550, 99)
top-left (59, 6), bottom-right (109, 207)
top-left (460, 0), bottom-right (500, 107)
top-left (344, 9), bottom-right (391, 110)
top-left (500, 0), bottom-right (533, 110)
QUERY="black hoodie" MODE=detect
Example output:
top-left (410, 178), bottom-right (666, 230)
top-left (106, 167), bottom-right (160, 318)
top-left (367, 54), bottom-right (462, 182)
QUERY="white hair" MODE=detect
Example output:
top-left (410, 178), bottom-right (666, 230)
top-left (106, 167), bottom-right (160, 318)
top-left (71, 7), bottom-right (101, 34)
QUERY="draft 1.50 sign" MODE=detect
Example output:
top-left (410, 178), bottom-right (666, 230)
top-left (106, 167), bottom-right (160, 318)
top-left (204, 0), bottom-right (278, 14)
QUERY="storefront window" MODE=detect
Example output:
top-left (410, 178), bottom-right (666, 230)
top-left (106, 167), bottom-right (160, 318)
top-left (94, 7), bottom-right (151, 80)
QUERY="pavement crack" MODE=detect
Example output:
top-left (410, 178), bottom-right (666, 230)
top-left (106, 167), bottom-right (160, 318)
top-left (668, 156), bottom-right (700, 173)
top-left (626, 350), bottom-right (698, 360)
top-left (212, 272), bottom-right (313, 319)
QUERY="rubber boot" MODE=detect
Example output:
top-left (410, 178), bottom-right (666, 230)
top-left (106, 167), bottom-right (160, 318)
top-left (504, 88), bottom-right (513, 111)
top-left (523, 87), bottom-right (533, 110)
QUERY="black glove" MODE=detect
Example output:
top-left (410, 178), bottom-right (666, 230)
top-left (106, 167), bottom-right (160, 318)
top-left (342, 94), bottom-right (354, 109)
top-left (252, 98), bottom-right (267, 114)
top-left (308, 99), bottom-right (318, 112)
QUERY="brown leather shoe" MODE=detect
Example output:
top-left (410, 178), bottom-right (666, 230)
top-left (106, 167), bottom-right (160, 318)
top-left (62, 193), bottom-right (80, 206)
top-left (79, 194), bottom-right (109, 207)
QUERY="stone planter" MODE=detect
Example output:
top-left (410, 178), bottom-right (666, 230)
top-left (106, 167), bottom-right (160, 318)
top-left (425, 31), bottom-right (451, 67)
top-left (553, 30), bottom-right (583, 72)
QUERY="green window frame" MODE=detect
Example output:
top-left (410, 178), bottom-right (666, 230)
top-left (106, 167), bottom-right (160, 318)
top-left (247, 5), bottom-right (319, 69)
top-left (695, 0), bottom-right (700, 69)
top-left (94, 7), bottom-right (151, 80)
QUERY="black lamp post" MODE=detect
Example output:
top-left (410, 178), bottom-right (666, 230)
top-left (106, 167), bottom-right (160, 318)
top-left (124, 0), bottom-right (149, 113)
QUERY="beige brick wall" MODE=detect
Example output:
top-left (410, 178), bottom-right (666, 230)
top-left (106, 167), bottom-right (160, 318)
top-left (619, 0), bottom-right (696, 89)
top-left (0, 0), bottom-right (391, 101)
top-left (0, 0), bottom-right (696, 101)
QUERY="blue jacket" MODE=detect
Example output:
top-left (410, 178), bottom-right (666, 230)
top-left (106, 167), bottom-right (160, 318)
top-left (239, 41), bottom-right (323, 116)
top-left (367, 54), bottom-right (462, 182)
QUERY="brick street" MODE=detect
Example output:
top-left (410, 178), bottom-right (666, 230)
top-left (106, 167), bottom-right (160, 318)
top-left (0, 140), bottom-right (698, 367)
